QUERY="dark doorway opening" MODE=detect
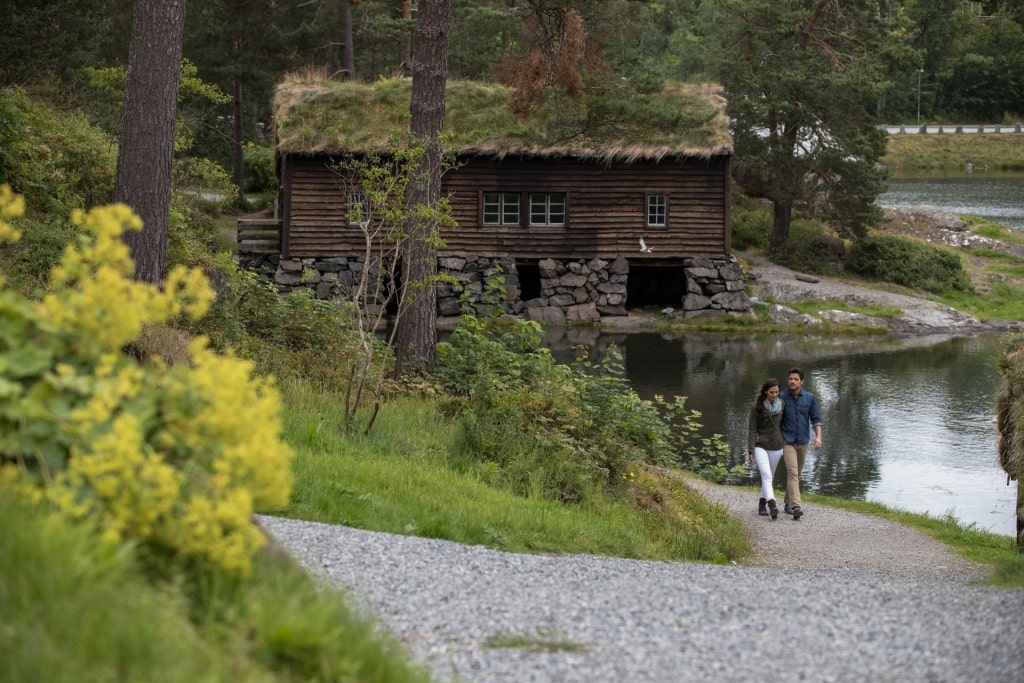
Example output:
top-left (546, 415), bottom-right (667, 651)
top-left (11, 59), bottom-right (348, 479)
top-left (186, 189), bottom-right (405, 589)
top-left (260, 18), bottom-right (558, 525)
top-left (516, 260), bottom-right (541, 301)
top-left (626, 265), bottom-right (687, 310)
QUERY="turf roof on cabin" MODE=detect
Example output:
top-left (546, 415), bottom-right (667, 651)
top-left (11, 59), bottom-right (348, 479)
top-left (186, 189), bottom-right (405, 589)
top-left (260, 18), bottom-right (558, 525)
top-left (273, 76), bottom-right (733, 163)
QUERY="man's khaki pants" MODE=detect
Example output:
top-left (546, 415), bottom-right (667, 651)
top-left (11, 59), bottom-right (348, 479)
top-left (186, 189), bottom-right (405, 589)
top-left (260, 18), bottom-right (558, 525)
top-left (783, 443), bottom-right (807, 509)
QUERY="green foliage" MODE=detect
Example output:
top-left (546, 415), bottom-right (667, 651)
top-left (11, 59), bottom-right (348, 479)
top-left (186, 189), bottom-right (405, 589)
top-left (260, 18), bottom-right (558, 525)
top-left (730, 193), bottom-right (772, 251)
top-left (198, 549), bottom-right (433, 683)
top-left (0, 493), bottom-right (230, 683)
top-left (711, 0), bottom-right (890, 246)
top-left (435, 316), bottom-right (731, 504)
top-left (243, 144), bottom-right (278, 194)
top-left (193, 263), bottom-right (387, 395)
top-left (0, 87), bottom-right (115, 215)
top-left (0, 88), bottom-right (237, 298)
top-left (847, 233), bottom-right (973, 294)
top-left (771, 220), bottom-right (846, 276)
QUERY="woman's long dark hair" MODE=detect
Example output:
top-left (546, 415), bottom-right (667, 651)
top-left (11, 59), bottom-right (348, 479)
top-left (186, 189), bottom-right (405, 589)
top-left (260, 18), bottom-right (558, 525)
top-left (753, 378), bottom-right (780, 416)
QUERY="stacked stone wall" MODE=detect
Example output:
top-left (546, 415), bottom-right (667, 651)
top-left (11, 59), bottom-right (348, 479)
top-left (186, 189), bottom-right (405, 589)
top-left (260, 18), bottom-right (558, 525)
top-left (238, 252), bottom-right (752, 322)
top-left (677, 256), bottom-right (751, 319)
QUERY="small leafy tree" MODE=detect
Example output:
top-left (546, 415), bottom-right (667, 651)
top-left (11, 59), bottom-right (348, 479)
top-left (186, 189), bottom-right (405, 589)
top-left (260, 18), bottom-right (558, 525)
top-left (331, 143), bottom-right (456, 433)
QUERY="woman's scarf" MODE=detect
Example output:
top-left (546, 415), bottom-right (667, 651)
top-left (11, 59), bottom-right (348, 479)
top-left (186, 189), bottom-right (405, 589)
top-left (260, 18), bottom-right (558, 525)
top-left (763, 397), bottom-right (782, 416)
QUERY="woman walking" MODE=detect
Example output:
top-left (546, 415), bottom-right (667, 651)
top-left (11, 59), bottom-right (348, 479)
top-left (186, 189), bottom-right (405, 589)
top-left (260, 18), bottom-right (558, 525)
top-left (748, 378), bottom-right (785, 519)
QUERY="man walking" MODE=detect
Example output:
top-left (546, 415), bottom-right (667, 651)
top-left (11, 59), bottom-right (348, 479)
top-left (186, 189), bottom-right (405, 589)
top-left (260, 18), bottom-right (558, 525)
top-left (779, 367), bottom-right (822, 520)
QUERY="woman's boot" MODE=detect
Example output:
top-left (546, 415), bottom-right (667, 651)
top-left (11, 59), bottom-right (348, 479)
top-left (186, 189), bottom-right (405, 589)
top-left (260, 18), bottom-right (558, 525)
top-left (767, 499), bottom-right (779, 520)
top-left (758, 497), bottom-right (768, 516)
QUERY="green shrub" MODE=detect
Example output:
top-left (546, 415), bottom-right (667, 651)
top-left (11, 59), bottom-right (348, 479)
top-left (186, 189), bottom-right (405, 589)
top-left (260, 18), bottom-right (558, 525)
top-left (0, 191), bottom-right (292, 575)
top-left (770, 219), bottom-right (845, 276)
top-left (0, 87), bottom-right (116, 214)
top-left (730, 194), bottom-right (771, 251)
top-left (847, 233), bottom-right (973, 293)
top-left (243, 144), bottom-right (278, 194)
top-left (0, 87), bottom-right (118, 294)
top-left (435, 316), bottom-right (732, 503)
top-left (192, 263), bottom-right (385, 394)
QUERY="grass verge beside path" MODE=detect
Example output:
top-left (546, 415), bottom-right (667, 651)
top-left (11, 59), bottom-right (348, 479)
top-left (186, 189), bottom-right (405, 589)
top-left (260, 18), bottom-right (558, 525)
top-left (278, 384), bottom-right (749, 564)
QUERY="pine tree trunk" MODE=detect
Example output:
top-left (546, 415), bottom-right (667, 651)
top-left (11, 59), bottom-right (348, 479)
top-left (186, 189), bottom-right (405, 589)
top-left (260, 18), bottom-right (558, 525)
top-left (233, 79), bottom-right (245, 206)
top-left (114, 0), bottom-right (186, 284)
top-left (392, 0), bottom-right (450, 376)
top-left (340, 0), bottom-right (356, 80)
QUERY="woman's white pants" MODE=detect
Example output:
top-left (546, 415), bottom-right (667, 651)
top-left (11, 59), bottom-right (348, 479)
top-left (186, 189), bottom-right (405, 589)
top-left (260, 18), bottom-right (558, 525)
top-left (754, 446), bottom-right (783, 501)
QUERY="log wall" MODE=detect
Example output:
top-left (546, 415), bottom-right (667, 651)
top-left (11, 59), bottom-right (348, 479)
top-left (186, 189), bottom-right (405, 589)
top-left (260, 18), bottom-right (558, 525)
top-left (280, 154), bottom-right (731, 260)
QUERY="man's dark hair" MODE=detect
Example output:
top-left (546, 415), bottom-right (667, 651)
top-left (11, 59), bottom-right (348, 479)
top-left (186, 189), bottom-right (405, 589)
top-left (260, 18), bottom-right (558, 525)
top-left (788, 367), bottom-right (805, 380)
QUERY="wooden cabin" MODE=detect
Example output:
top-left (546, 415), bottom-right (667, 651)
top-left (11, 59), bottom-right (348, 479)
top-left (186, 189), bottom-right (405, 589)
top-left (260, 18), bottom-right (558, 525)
top-left (245, 78), bottom-right (751, 322)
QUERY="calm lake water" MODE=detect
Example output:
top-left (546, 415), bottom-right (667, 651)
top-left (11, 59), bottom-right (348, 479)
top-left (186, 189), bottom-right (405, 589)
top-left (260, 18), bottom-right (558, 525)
top-left (878, 173), bottom-right (1024, 231)
top-left (544, 329), bottom-right (1016, 537)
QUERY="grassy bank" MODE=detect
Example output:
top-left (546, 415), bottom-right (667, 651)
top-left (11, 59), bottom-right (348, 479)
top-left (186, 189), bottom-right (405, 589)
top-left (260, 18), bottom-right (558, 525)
top-left (280, 383), bottom-right (749, 563)
top-left (1, 492), bottom-right (432, 683)
top-left (882, 133), bottom-right (1024, 172)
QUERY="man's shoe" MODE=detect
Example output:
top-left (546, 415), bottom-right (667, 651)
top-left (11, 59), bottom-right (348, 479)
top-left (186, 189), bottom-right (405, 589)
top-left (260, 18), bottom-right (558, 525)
top-left (784, 504), bottom-right (794, 516)
top-left (768, 499), bottom-right (779, 520)
top-left (758, 498), bottom-right (768, 516)
top-left (792, 505), bottom-right (803, 520)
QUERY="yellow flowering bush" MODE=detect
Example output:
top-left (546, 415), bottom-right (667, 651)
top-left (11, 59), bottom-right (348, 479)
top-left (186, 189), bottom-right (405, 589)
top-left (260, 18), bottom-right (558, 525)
top-left (0, 186), bottom-right (293, 574)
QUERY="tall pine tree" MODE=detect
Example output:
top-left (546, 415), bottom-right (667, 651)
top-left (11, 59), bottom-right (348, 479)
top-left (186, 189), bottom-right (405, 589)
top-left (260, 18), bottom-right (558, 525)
top-left (114, 0), bottom-right (187, 283)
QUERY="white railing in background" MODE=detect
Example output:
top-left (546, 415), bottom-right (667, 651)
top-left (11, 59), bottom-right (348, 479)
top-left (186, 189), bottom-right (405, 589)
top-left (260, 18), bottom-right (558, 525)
top-left (883, 124), bottom-right (1023, 134)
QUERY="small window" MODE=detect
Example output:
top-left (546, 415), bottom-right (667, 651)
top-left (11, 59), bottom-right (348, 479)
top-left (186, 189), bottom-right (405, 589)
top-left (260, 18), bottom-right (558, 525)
top-left (529, 193), bottom-right (566, 226)
top-left (647, 195), bottom-right (667, 228)
top-left (348, 191), bottom-right (370, 225)
top-left (483, 192), bottom-right (520, 225)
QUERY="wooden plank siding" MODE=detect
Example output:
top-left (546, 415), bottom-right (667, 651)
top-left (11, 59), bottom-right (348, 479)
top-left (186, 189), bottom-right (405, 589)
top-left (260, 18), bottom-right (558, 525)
top-left (281, 153), bottom-right (731, 260)
top-left (236, 218), bottom-right (282, 253)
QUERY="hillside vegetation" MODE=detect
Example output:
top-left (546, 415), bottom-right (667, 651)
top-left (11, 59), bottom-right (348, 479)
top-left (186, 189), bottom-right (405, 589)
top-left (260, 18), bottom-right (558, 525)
top-left (882, 133), bottom-right (1024, 172)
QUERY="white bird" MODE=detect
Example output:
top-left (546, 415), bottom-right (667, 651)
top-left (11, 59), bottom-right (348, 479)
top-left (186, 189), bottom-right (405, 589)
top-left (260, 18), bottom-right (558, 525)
top-left (639, 237), bottom-right (653, 253)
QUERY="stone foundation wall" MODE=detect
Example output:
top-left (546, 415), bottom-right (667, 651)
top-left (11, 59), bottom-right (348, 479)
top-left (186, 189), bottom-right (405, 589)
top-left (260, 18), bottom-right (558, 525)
top-left (238, 253), bottom-right (752, 322)
top-left (676, 256), bottom-right (751, 319)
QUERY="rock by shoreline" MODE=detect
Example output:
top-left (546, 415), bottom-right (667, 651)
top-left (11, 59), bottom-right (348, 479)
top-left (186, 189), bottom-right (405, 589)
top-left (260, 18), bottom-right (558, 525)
top-left (743, 204), bottom-right (1024, 337)
top-left (745, 254), bottom-right (1024, 336)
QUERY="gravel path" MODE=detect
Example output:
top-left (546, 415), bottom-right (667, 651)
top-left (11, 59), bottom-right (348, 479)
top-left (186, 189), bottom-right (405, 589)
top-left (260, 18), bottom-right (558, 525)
top-left (258, 491), bottom-right (1024, 682)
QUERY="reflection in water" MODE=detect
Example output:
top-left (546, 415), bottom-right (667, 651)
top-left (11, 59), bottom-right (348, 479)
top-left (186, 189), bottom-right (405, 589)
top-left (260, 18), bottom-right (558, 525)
top-left (544, 329), bottom-right (1016, 536)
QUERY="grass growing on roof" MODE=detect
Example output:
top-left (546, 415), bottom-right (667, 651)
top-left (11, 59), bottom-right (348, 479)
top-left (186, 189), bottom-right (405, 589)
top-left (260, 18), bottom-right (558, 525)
top-left (273, 75), bottom-right (732, 160)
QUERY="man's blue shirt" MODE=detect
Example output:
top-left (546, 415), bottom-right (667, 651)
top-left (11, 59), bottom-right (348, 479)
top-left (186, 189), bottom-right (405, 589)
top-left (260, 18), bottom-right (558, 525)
top-left (779, 388), bottom-right (822, 445)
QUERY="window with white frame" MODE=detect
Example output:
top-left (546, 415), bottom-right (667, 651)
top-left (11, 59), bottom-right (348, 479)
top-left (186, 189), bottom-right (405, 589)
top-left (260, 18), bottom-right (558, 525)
top-left (482, 192), bottom-right (521, 225)
top-left (347, 191), bottom-right (370, 225)
top-left (647, 194), bottom-right (667, 228)
top-left (529, 192), bottom-right (566, 226)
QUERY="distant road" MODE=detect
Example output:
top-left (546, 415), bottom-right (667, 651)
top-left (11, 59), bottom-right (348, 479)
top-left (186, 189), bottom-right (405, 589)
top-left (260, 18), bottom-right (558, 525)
top-left (884, 123), bottom-right (1023, 134)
